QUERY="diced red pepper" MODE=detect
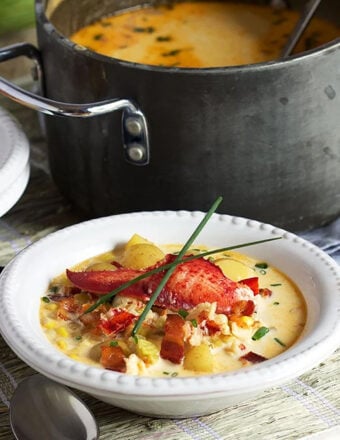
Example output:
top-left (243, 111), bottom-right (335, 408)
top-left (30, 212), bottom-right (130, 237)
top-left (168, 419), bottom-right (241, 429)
top-left (98, 308), bottom-right (137, 336)
top-left (239, 277), bottom-right (259, 295)
top-left (241, 351), bottom-right (267, 363)
top-left (100, 345), bottom-right (126, 372)
top-left (160, 314), bottom-right (185, 364)
top-left (259, 288), bottom-right (272, 297)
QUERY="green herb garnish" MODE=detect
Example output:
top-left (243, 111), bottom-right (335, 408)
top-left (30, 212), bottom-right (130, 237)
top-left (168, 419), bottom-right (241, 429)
top-left (191, 319), bottom-right (198, 328)
top-left (156, 35), bottom-right (172, 42)
top-left (274, 337), bottom-right (286, 347)
top-left (82, 197), bottom-right (282, 339)
top-left (270, 283), bottom-right (282, 287)
top-left (162, 49), bottom-right (181, 57)
top-left (84, 241), bottom-right (281, 315)
top-left (75, 335), bottom-right (82, 341)
top-left (131, 196), bottom-right (223, 336)
top-left (163, 371), bottom-right (170, 375)
top-left (255, 262), bottom-right (268, 269)
top-left (110, 341), bottom-right (118, 347)
top-left (178, 309), bottom-right (189, 319)
top-left (84, 235), bottom-right (281, 315)
top-left (42, 296), bottom-right (50, 303)
top-left (171, 372), bottom-right (178, 377)
top-left (273, 301), bottom-right (280, 305)
top-left (252, 326), bottom-right (270, 341)
top-left (133, 26), bottom-right (155, 33)
top-left (93, 33), bottom-right (104, 41)
top-left (259, 269), bottom-right (267, 275)
top-left (49, 286), bottom-right (59, 293)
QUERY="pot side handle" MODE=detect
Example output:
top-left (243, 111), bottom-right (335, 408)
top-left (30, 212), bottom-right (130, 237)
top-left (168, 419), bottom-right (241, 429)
top-left (0, 43), bottom-right (150, 166)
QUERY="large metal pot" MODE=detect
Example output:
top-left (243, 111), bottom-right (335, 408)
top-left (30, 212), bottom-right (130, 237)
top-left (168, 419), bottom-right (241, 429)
top-left (0, 0), bottom-right (339, 231)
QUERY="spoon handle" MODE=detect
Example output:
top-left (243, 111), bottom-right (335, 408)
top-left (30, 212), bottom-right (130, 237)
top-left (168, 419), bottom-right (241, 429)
top-left (281, 0), bottom-right (323, 58)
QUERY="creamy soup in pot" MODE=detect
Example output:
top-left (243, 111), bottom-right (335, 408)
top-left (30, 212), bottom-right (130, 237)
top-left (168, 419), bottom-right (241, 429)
top-left (70, 1), bottom-right (339, 67)
top-left (40, 234), bottom-right (306, 377)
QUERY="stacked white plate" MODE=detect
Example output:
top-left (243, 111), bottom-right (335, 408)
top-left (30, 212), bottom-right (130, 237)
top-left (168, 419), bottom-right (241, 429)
top-left (0, 106), bottom-right (30, 217)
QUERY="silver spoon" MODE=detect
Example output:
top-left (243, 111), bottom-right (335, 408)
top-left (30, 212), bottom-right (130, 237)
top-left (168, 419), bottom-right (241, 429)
top-left (10, 375), bottom-right (99, 440)
top-left (281, 0), bottom-right (323, 57)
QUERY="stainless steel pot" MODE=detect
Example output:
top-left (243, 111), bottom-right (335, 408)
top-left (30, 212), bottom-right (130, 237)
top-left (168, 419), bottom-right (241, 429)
top-left (0, 0), bottom-right (339, 231)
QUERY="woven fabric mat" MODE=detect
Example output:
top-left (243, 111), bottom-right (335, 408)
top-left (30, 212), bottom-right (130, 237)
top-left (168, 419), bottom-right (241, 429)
top-left (0, 97), bottom-right (340, 440)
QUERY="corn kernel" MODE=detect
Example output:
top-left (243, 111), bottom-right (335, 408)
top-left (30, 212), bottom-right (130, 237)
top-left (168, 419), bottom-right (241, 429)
top-left (229, 316), bottom-right (254, 328)
top-left (44, 320), bottom-right (57, 329)
top-left (211, 337), bottom-right (223, 347)
top-left (56, 327), bottom-right (69, 337)
top-left (239, 316), bottom-right (254, 328)
top-left (57, 340), bottom-right (67, 350)
top-left (69, 352), bottom-right (80, 360)
top-left (45, 303), bottom-right (58, 311)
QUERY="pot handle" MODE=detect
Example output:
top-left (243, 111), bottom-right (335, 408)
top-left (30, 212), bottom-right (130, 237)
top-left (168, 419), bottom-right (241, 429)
top-left (0, 43), bottom-right (150, 166)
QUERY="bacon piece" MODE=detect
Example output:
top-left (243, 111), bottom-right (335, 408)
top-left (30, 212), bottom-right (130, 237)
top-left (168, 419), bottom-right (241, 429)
top-left (241, 351), bottom-right (267, 364)
top-left (231, 299), bottom-right (255, 316)
top-left (57, 297), bottom-right (82, 320)
top-left (239, 277), bottom-right (259, 295)
top-left (197, 311), bottom-right (221, 335)
top-left (98, 308), bottom-right (136, 336)
top-left (205, 319), bottom-right (221, 335)
top-left (100, 345), bottom-right (126, 372)
top-left (66, 254), bottom-right (254, 315)
top-left (160, 314), bottom-right (185, 364)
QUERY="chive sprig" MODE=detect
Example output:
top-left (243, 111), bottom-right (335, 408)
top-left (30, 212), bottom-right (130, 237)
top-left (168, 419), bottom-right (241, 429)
top-left (80, 196), bottom-right (282, 337)
top-left (131, 196), bottom-right (223, 335)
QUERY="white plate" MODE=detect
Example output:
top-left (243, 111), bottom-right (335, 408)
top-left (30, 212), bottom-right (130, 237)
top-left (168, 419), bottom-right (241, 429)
top-left (0, 107), bottom-right (30, 216)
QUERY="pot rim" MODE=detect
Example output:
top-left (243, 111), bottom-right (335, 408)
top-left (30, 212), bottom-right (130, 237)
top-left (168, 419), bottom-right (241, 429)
top-left (36, 0), bottom-right (340, 73)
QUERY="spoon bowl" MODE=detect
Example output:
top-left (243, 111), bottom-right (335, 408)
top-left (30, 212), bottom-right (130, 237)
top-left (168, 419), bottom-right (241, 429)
top-left (10, 375), bottom-right (99, 440)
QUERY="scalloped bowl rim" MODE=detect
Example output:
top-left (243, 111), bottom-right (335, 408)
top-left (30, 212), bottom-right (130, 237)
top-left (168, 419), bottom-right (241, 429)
top-left (0, 211), bottom-right (340, 399)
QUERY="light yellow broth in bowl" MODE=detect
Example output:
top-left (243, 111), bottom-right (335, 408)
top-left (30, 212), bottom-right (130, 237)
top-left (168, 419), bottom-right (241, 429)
top-left (40, 234), bottom-right (306, 377)
top-left (70, 1), bottom-right (339, 67)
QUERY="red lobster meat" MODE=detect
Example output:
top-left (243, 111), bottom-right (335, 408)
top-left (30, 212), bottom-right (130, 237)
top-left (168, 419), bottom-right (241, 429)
top-left (66, 255), bottom-right (255, 315)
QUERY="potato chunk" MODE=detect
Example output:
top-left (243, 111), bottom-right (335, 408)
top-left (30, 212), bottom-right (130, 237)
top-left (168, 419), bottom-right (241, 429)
top-left (215, 258), bottom-right (255, 281)
top-left (120, 243), bottom-right (165, 269)
top-left (125, 233), bottom-right (151, 247)
top-left (86, 262), bottom-right (117, 271)
top-left (184, 344), bottom-right (214, 373)
top-left (136, 338), bottom-right (159, 365)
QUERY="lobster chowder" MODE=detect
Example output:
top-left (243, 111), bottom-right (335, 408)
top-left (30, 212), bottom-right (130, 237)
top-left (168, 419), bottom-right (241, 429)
top-left (40, 234), bottom-right (306, 376)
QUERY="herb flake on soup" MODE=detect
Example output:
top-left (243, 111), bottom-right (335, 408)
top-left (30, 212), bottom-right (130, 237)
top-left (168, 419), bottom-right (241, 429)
top-left (40, 234), bottom-right (306, 376)
top-left (70, 1), bottom-right (339, 67)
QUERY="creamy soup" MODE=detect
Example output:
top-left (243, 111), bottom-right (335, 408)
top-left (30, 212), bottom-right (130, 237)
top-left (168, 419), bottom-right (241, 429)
top-left (40, 234), bottom-right (306, 376)
top-left (70, 1), bottom-right (339, 67)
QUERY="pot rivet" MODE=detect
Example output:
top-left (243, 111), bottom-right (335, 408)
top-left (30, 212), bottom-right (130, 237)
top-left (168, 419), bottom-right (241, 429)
top-left (127, 143), bottom-right (145, 162)
top-left (125, 118), bottom-right (143, 137)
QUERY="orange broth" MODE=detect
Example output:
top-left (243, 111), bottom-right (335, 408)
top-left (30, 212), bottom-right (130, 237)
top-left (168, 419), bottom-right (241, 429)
top-left (70, 1), bottom-right (339, 67)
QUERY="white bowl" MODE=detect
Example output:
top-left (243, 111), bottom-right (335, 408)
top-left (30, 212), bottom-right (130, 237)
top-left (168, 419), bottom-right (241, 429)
top-left (0, 211), bottom-right (339, 418)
